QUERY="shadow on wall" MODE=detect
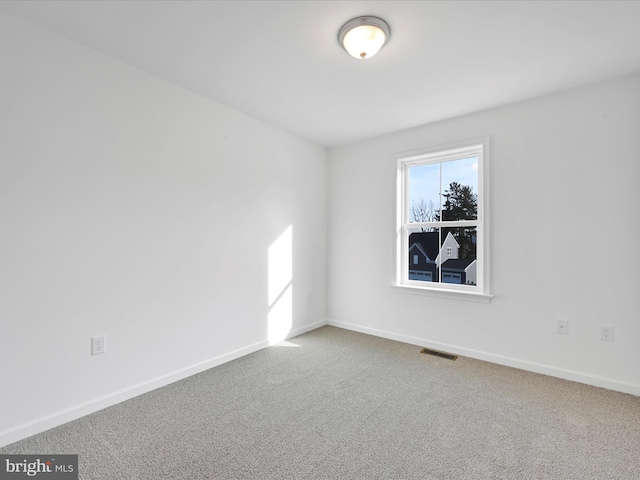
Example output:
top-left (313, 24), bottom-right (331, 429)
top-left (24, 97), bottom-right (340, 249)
top-left (268, 225), bottom-right (292, 345)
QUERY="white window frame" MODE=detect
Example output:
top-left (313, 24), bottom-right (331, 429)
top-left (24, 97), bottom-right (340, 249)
top-left (393, 138), bottom-right (492, 303)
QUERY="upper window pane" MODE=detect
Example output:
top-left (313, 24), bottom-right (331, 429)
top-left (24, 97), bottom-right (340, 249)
top-left (409, 156), bottom-right (478, 222)
top-left (441, 156), bottom-right (478, 221)
top-left (409, 163), bottom-right (439, 223)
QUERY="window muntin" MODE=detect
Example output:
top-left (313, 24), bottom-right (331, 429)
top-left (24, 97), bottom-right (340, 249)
top-left (397, 140), bottom-right (488, 296)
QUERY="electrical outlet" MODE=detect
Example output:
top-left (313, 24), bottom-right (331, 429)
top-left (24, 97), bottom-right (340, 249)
top-left (91, 335), bottom-right (106, 355)
top-left (556, 319), bottom-right (569, 334)
top-left (600, 325), bottom-right (614, 342)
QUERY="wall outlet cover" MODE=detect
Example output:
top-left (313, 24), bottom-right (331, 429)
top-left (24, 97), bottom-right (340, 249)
top-left (600, 325), bottom-right (614, 342)
top-left (91, 335), bottom-right (106, 355)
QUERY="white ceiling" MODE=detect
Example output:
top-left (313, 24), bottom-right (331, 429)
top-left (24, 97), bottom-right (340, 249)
top-left (2, 0), bottom-right (640, 148)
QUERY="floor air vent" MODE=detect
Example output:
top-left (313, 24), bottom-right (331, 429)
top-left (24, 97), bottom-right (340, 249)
top-left (420, 348), bottom-right (458, 361)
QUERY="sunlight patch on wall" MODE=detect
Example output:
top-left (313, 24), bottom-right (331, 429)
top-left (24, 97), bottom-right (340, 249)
top-left (268, 225), bottom-right (293, 345)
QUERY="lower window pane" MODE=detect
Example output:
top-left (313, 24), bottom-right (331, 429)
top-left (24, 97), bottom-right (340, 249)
top-left (408, 230), bottom-right (439, 283)
top-left (408, 227), bottom-right (477, 285)
top-left (441, 226), bottom-right (477, 285)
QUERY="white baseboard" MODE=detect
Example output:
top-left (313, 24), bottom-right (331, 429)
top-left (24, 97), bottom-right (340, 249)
top-left (328, 319), bottom-right (640, 397)
top-left (0, 320), bottom-right (328, 448)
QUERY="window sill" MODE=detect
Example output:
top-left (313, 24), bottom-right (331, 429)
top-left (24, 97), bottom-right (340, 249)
top-left (391, 284), bottom-right (493, 303)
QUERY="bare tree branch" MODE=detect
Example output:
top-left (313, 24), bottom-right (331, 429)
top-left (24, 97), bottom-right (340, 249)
top-left (410, 198), bottom-right (438, 230)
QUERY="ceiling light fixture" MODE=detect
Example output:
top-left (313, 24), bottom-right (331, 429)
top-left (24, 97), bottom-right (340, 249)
top-left (338, 16), bottom-right (390, 60)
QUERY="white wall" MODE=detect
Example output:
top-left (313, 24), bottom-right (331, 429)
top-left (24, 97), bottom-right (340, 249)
top-left (328, 74), bottom-right (640, 395)
top-left (0, 11), bottom-right (327, 446)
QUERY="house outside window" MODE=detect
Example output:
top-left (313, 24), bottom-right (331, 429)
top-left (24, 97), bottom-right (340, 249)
top-left (395, 138), bottom-right (490, 300)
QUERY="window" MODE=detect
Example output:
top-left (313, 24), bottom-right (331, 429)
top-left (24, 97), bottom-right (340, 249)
top-left (395, 139), bottom-right (491, 300)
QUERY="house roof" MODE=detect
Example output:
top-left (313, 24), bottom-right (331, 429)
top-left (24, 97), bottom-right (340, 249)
top-left (442, 258), bottom-right (476, 272)
top-left (408, 242), bottom-right (432, 262)
top-left (409, 231), bottom-right (460, 262)
top-left (409, 232), bottom-right (439, 262)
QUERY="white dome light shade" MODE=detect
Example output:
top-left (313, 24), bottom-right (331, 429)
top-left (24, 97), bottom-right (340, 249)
top-left (343, 25), bottom-right (386, 59)
top-left (338, 16), bottom-right (390, 60)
